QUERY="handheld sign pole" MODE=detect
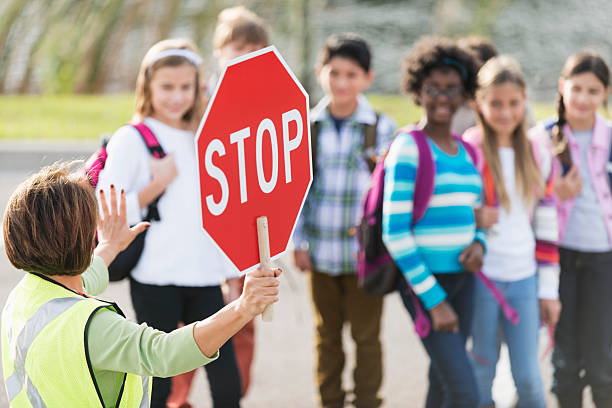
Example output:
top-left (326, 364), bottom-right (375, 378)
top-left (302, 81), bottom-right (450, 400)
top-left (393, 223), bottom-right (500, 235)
top-left (257, 216), bottom-right (273, 321)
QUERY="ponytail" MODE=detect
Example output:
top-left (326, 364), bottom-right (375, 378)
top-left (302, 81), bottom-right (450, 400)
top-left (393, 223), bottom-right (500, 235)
top-left (552, 92), bottom-right (572, 167)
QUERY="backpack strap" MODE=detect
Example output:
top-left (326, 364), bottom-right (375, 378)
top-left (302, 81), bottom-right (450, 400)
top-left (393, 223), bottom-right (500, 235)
top-left (131, 123), bottom-right (166, 222)
top-left (409, 130), bottom-right (479, 224)
top-left (310, 113), bottom-right (381, 180)
top-left (457, 136), bottom-right (478, 167)
top-left (410, 129), bottom-right (435, 226)
top-left (362, 113), bottom-right (380, 172)
top-left (132, 123), bottom-right (166, 159)
top-left (310, 121), bottom-right (321, 180)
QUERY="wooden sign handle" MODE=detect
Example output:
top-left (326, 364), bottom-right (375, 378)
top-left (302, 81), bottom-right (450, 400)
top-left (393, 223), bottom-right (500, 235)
top-left (257, 216), bottom-right (274, 321)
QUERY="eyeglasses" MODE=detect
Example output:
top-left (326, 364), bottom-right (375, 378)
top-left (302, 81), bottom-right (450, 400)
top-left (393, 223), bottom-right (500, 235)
top-left (422, 84), bottom-right (464, 99)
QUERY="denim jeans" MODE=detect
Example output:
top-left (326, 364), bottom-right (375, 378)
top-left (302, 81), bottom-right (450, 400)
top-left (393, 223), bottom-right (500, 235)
top-left (398, 272), bottom-right (479, 408)
top-left (552, 248), bottom-right (612, 408)
top-left (470, 274), bottom-right (545, 408)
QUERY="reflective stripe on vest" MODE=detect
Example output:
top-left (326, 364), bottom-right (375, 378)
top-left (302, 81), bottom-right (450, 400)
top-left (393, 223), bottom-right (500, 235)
top-left (6, 297), bottom-right (81, 406)
top-left (140, 376), bottom-right (149, 408)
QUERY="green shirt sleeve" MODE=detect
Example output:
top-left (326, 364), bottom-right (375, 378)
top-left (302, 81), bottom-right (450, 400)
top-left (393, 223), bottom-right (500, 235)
top-left (81, 255), bottom-right (109, 296)
top-left (87, 308), bottom-right (218, 378)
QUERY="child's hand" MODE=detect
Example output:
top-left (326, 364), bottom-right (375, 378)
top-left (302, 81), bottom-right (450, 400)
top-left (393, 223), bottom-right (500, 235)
top-left (150, 154), bottom-right (178, 190)
top-left (238, 267), bottom-right (281, 319)
top-left (459, 241), bottom-right (484, 274)
top-left (429, 300), bottom-right (458, 333)
top-left (474, 206), bottom-right (498, 229)
top-left (539, 298), bottom-right (561, 327)
top-left (293, 249), bottom-right (312, 272)
top-left (96, 185), bottom-right (150, 266)
top-left (554, 165), bottom-right (582, 201)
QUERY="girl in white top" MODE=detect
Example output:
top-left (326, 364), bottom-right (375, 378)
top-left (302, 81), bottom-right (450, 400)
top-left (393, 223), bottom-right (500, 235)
top-left (464, 56), bottom-right (561, 408)
top-left (97, 38), bottom-right (242, 408)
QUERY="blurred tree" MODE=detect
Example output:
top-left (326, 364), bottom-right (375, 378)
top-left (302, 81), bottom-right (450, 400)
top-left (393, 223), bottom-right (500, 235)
top-left (0, 0), bottom-right (30, 92)
top-left (1, 0), bottom-right (609, 98)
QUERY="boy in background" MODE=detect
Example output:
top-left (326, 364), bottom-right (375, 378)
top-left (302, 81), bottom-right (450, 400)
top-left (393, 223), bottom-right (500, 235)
top-left (293, 33), bottom-right (396, 408)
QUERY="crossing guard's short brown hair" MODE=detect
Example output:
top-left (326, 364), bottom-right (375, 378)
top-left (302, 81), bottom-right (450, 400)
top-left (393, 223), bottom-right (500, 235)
top-left (3, 163), bottom-right (98, 276)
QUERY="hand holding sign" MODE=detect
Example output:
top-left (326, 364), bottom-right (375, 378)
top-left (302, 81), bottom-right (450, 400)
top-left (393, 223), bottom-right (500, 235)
top-left (196, 46), bottom-right (312, 321)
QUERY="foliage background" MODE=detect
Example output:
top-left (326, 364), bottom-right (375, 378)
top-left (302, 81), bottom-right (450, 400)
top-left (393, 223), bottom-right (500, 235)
top-left (2, 0), bottom-right (611, 98)
top-left (0, 0), bottom-right (609, 139)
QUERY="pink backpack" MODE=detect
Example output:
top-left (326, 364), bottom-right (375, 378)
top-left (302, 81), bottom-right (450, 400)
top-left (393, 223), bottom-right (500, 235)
top-left (83, 123), bottom-right (166, 281)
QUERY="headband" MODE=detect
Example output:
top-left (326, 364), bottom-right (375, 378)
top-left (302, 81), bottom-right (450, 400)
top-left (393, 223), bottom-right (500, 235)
top-left (148, 48), bottom-right (203, 68)
top-left (442, 57), bottom-right (468, 81)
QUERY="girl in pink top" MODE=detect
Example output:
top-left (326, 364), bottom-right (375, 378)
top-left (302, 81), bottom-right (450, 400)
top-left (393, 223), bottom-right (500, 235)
top-left (539, 51), bottom-right (612, 408)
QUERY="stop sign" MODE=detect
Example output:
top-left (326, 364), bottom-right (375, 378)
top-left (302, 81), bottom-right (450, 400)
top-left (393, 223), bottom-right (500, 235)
top-left (195, 46), bottom-right (312, 273)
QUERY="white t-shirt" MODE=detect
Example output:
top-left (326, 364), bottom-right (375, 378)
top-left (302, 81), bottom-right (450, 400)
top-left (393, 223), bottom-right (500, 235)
top-left (482, 147), bottom-right (537, 282)
top-left (96, 117), bottom-right (238, 286)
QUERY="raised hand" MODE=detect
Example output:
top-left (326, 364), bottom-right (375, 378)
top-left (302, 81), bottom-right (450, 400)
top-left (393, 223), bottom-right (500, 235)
top-left (95, 184), bottom-right (149, 266)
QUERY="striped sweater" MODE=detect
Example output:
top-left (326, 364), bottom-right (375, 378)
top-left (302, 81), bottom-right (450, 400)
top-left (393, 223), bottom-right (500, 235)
top-left (382, 132), bottom-right (485, 310)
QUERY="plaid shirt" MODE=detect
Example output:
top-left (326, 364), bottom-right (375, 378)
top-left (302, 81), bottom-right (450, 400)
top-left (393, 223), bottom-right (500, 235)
top-left (293, 95), bottom-right (397, 275)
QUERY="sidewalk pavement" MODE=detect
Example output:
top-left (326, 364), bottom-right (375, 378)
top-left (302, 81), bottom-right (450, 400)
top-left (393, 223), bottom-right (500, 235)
top-left (0, 139), bottom-right (98, 171)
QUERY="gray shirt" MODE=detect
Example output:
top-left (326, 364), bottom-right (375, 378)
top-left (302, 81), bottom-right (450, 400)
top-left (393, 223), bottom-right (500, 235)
top-left (560, 129), bottom-right (612, 252)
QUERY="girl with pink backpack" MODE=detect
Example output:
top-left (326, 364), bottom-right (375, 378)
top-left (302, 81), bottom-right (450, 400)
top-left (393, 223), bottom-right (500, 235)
top-left (96, 39), bottom-right (242, 408)
top-left (464, 55), bottom-right (560, 408)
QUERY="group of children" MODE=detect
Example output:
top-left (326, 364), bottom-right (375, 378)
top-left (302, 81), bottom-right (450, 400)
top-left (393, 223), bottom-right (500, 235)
top-left (296, 27), bottom-right (612, 408)
top-left (2, 4), bottom-right (612, 408)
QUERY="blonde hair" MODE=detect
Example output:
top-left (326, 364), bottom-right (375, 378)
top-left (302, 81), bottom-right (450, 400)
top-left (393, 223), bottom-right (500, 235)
top-left (3, 163), bottom-right (97, 276)
top-left (476, 55), bottom-right (543, 211)
top-left (133, 38), bottom-right (205, 130)
top-left (213, 6), bottom-right (269, 51)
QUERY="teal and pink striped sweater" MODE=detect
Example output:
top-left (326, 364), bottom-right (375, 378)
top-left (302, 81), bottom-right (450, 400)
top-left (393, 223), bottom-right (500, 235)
top-left (382, 132), bottom-right (485, 310)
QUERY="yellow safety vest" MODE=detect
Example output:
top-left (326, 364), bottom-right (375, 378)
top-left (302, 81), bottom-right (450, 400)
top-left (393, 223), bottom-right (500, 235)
top-left (1, 273), bottom-right (151, 407)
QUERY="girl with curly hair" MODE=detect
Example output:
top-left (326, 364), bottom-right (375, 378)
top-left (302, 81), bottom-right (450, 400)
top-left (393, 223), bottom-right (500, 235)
top-left (382, 36), bottom-right (483, 407)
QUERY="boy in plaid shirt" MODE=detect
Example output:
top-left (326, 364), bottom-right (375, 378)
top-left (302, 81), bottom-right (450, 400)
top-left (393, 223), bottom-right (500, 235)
top-left (292, 33), bottom-right (396, 408)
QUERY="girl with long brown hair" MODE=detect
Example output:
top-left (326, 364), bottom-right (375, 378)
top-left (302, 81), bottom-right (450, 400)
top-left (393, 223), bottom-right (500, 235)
top-left (464, 55), bottom-right (560, 408)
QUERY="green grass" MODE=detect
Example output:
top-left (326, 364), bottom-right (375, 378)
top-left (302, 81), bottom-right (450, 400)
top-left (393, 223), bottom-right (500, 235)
top-left (0, 94), bottom-right (134, 140)
top-left (0, 93), bottom-right (557, 140)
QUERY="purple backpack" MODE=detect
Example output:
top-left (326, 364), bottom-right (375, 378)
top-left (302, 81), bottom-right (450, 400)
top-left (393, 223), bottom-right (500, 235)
top-left (357, 129), bottom-right (476, 294)
top-left (357, 129), bottom-right (489, 338)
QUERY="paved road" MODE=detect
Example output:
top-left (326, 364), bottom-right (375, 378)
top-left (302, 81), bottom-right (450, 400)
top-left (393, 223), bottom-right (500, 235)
top-left (0, 146), bottom-right (577, 407)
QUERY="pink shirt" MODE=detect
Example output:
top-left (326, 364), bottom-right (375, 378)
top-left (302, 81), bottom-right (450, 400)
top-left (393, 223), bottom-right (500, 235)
top-left (536, 113), bottom-right (612, 245)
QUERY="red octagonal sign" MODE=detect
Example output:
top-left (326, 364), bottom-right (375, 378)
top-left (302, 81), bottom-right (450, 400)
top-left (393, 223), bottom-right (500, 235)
top-left (196, 46), bottom-right (311, 273)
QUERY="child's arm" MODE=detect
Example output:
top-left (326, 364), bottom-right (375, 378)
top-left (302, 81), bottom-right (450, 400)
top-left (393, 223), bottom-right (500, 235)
top-left (292, 184), bottom-right (312, 272)
top-left (374, 114), bottom-right (398, 157)
top-left (461, 178), bottom-right (487, 274)
top-left (381, 135), bottom-right (446, 311)
top-left (533, 139), bottom-right (561, 326)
